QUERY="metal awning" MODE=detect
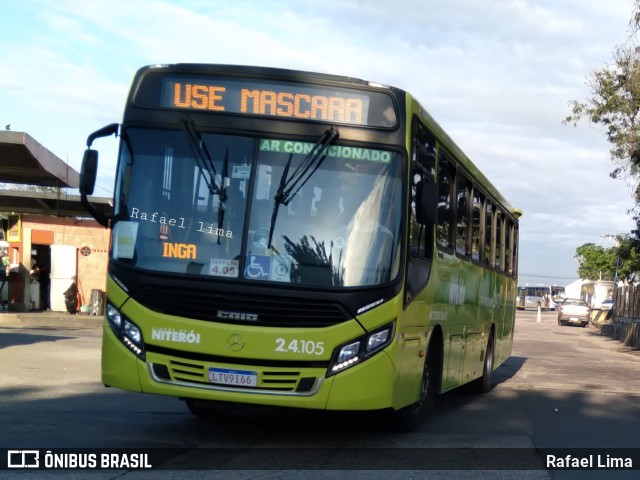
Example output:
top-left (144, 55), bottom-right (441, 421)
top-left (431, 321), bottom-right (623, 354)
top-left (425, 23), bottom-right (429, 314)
top-left (0, 130), bottom-right (79, 188)
top-left (0, 189), bottom-right (112, 218)
top-left (0, 130), bottom-right (113, 219)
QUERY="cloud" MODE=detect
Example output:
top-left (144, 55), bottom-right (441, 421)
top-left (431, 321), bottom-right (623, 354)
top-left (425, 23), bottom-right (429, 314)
top-left (1, 0), bottom-right (637, 284)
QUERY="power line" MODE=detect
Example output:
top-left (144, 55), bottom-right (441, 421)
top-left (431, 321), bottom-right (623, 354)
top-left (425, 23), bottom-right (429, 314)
top-left (518, 273), bottom-right (577, 280)
top-left (94, 183), bottom-right (113, 195)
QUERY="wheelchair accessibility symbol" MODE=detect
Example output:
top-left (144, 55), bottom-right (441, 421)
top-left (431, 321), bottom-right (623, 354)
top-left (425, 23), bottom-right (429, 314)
top-left (245, 254), bottom-right (292, 281)
top-left (245, 255), bottom-right (271, 280)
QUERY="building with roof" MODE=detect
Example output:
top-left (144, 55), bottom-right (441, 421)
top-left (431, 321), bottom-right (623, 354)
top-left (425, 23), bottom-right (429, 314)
top-left (0, 130), bottom-right (112, 312)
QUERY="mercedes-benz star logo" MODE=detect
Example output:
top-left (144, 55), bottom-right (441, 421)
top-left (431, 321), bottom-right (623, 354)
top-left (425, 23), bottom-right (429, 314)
top-left (226, 334), bottom-right (245, 352)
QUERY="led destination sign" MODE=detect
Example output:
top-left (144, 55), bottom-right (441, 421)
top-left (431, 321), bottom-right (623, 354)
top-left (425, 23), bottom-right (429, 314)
top-left (150, 76), bottom-right (396, 127)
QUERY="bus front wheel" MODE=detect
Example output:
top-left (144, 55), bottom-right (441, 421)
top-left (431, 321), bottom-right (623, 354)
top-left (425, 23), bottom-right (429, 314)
top-left (185, 398), bottom-right (218, 418)
top-left (388, 346), bottom-right (439, 432)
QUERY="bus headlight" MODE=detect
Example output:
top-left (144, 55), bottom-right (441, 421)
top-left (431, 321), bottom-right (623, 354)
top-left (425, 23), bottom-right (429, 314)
top-left (106, 302), bottom-right (145, 360)
top-left (367, 329), bottom-right (390, 350)
top-left (333, 341), bottom-right (361, 372)
top-left (327, 322), bottom-right (395, 377)
top-left (124, 320), bottom-right (142, 345)
top-left (106, 303), bottom-right (122, 329)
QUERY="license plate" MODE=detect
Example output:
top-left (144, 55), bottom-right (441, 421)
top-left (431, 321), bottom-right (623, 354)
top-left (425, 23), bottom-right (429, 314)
top-left (569, 317), bottom-right (580, 322)
top-left (209, 367), bottom-right (258, 387)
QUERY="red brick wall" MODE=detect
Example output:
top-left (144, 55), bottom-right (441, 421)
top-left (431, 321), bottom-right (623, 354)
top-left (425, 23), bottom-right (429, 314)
top-left (22, 215), bottom-right (110, 308)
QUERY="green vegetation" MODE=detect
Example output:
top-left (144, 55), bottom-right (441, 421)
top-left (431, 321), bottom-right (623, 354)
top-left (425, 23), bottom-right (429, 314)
top-left (566, 2), bottom-right (640, 281)
top-left (575, 236), bottom-right (640, 282)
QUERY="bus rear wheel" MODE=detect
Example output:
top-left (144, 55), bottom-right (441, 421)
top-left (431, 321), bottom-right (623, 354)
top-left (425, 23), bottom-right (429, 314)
top-left (472, 332), bottom-right (494, 393)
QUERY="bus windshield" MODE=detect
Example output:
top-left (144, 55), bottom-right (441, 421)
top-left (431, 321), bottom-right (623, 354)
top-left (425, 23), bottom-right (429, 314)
top-left (111, 128), bottom-right (403, 288)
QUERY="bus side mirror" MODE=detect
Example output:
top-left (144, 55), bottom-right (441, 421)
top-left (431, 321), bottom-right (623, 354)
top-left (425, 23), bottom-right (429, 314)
top-left (416, 181), bottom-right (438, 225)
top-left (86, 123), bottom-right (119, 148)
top-left (79, 123), bottom-right (118, 228)
top-left (80, 149), bottom-right (98, 196)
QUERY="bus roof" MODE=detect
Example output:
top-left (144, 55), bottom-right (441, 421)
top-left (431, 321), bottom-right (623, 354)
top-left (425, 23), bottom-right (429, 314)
top-left (135, 64), bottom-right (520, 218)
top-left (139, 63), bottom-right (396, 89)
top-left (405, 92), bottom-right (519, 218)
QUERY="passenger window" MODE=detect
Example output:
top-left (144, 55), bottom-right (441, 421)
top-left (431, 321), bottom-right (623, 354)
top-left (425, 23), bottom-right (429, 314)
top-left (437, 151), bottom-right (454, 251)
top-left (484, 202), bottom-right (493, 267)
top-left (505, 218), bottom-right (513, 275)
top-left (406, 120), bottom-right (437, 302)
top-left (409, 122), bottom-right (436, 260)
top-left (472, 189), bottom-right (483, 263)
top-left (512, 224), bottom-right (519, 277)
top-left (495, 210), bottom-right (503, 271)
top-left (456, 174), bottom-right (471, 257)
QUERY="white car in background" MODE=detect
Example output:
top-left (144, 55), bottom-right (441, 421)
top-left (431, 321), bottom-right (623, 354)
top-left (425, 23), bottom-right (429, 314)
top-left (600, 299), bottom-right (614, 310)
top-left (557, 298), bottom-right (591, 328)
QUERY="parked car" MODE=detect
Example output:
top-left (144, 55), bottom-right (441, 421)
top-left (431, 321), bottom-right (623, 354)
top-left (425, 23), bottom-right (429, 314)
top-left (557, 298), bottom-right (591, 327)
top-left (600, 299), bottom-right (614, 310)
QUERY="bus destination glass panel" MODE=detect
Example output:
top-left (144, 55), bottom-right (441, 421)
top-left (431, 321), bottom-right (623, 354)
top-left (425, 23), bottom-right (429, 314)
top-left (134, 74), bottom-right (398, 128)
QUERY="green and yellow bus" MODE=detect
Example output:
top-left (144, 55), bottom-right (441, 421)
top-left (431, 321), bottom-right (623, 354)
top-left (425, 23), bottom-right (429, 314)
top-left (80, 64), bottom-right (520, 431)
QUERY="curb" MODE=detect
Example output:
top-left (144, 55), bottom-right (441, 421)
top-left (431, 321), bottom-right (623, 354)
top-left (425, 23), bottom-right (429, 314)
top-left (601, 322), bottom-right (640, 350)
top-left (593, 320), bottom-right (640, 351)
top-left (0, 311), bottom-right (103, 329)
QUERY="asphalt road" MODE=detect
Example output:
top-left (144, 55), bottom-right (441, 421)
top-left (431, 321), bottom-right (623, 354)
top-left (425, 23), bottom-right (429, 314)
top-left (1, 309), bottom-right (640, 479)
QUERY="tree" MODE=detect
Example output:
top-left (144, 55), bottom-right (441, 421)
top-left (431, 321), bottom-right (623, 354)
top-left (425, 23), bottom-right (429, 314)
top-left (0, 182), bottom-right (60, 193)
top-left (564, 2), bottom-right (640, 225)
top-left (574, 243), bottom-right (617, 280)
top-left (565, 45), bottom-right (640, 205)
top-left (565, 2), bottom-right (640, 280)
top-left (613, 233), bottom-right (640, 281)
top-left (575, 237), bottom-right (640, 282)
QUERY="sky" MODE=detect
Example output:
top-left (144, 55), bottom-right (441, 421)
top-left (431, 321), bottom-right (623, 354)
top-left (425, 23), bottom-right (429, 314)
top-left (1, 0), bottom-right (638, 287)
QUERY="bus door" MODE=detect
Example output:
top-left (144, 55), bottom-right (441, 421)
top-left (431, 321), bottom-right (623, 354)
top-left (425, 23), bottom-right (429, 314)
top-left (399, 120), bottom-right (437, 398)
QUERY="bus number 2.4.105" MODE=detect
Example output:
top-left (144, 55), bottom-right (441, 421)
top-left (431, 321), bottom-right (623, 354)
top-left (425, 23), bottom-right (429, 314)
top-left (275, 338), bottom-right (325, 355)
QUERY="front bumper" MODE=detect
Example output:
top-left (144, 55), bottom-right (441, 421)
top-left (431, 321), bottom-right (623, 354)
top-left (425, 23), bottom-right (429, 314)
top-left (102, 319), bottom-right (397, 411)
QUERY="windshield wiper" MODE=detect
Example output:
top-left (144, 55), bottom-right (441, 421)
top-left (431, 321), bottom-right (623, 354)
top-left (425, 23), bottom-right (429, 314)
top-left (267, 127), bottom-right (339, 248)
top-left (216, 148), bottom-right (229, 245)
top-left (182, 119), bottom-right (224, 198)
top-left (182, 120), bottom-right (229, 244)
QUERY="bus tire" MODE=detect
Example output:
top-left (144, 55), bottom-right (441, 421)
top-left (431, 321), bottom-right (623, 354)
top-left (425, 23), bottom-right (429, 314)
top-left (473, 332), bottom-right (494, 393)
top-left (388, 344), bottom-right (439, 432)
top-left (185, 398), bottom-right (217, 418)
